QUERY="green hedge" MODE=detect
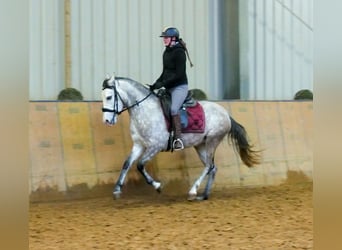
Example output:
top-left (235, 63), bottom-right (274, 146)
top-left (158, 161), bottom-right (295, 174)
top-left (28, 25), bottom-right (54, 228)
top-left (57, 88), bottom-right (83, 101)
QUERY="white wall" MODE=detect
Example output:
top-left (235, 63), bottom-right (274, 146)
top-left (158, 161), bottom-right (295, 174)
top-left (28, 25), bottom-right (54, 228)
top-left (239, 0), bottom-right (313, 100)
top-left (29, 0), bottom-right (313, 101)
top-left (70, 0), bottom-right (210, 100)
top-left (29, 0), bottom-right (65, 100)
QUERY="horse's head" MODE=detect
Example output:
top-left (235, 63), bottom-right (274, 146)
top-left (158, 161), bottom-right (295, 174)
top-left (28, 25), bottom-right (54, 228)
top-left (101, 74), bottom-right (124, 125)
top-left (102, 74), bottom-right (154, 126)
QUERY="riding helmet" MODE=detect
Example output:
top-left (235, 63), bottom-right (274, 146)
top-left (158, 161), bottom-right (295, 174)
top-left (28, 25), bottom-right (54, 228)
top-left (160, 27), bottom-right (179, 38)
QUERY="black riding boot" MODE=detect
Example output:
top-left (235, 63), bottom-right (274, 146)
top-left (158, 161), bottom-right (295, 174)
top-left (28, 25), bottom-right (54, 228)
top-left (171, 114), bottom-right (184, 150)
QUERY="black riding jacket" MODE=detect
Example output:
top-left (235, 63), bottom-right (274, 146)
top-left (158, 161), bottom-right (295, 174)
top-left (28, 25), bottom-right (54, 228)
top-left (155, 43), bottom-right (188, 89)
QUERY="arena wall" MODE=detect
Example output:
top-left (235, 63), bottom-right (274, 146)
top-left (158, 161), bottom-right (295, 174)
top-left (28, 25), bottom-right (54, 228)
top-left (29, 101), bottom-right (312, 201)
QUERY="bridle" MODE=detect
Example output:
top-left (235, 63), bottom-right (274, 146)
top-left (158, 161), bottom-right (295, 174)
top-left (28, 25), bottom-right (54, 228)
top-left (102, 78), bottom-right (153, 115)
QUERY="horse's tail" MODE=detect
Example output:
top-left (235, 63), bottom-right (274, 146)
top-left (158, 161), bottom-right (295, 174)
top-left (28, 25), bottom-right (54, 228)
top-left (228, 117), bottom-right (261, 167)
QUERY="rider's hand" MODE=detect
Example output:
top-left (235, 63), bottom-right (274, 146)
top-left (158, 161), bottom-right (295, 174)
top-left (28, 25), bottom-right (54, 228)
top-left (151, 81), bottom-right (164, 90)
top-left (149, 84), bottom-right (156, 91)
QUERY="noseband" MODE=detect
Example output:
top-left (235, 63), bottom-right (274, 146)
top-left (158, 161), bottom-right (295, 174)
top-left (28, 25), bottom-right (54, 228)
top-left (102, 79), bottom-right (153, 115)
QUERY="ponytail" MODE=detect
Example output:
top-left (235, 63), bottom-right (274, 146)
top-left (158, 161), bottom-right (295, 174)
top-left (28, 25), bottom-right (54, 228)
top-left (179, 38), bottom-right (194, 67)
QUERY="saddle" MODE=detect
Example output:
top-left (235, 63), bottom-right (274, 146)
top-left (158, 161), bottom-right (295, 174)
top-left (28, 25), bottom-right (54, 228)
top-left (156, 89), bottom-right (206, 134)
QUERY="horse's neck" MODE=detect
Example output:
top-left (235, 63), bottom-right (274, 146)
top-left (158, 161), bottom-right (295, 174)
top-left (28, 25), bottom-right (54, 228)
top-left (120, 83), bottom-right (159, 110)
top-left (124, 85), bottom-right (155, 105)
top-left (126, 89), bottom-right (163, 122)
top-left (129, 92), bottom-right (160, 112)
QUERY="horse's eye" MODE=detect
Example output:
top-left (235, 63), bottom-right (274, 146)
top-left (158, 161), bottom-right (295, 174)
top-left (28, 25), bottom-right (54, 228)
top-left (106, 96), bottom-right (112, 101)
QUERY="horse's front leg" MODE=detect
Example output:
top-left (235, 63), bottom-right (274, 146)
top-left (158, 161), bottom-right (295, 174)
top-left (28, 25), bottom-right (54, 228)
top-left (113, 144), bottom-right (144, 199)
top-left (136, 148), bottom-right (162, 193)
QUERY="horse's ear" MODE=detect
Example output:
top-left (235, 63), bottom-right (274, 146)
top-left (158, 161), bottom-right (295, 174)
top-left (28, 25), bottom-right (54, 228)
top-left (109, 73), bottom-right (115, 82)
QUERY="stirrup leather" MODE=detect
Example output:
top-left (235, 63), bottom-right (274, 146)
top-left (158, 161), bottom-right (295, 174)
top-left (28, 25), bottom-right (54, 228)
top-left (172, 138), bottom-right (184, 150)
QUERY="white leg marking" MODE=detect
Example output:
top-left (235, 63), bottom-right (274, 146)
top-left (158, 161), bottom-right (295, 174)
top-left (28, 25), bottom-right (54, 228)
top-left (188, 166), bottom-right (210, 199)
top-left (152, 181), bottom-right (161, 190)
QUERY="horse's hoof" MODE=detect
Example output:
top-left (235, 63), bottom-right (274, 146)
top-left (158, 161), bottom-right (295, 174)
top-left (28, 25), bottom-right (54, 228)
top-left (156, 183), bottom-right (164, 193)
top-left (113, 191), bottom-right (121, 200)
top-left (195, 195), bottom-right (208, 201)
top-left (153, 182), bottom-right (163, 193)
top-left (187, 193), bottom-right (197, 201)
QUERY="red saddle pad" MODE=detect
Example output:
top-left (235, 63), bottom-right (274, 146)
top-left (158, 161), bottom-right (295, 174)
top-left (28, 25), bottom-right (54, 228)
top-left (182, 102), bottom-right (205, 133)
top-left (165, 102), bottom-right (205, 133)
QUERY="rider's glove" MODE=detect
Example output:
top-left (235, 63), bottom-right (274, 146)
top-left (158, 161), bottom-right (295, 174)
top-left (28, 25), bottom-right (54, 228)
top-left (150, 81), bottom-right (164, 91)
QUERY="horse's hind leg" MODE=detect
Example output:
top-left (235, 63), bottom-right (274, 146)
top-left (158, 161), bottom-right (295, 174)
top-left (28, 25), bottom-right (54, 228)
top-left (189, 138), bottom-right (222, 201)
top-left (188, 143), bottom-right (216, 200)
top-left (188, 164), bottom-right (211, 201)
top-left (200, 164), bottom-right (217, 200)
top-left (188, 164), bottom-right (217, 201)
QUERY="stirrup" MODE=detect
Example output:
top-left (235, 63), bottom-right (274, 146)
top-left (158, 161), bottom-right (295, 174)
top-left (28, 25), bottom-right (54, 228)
top-left (173, 138), bottom-right (184, 151)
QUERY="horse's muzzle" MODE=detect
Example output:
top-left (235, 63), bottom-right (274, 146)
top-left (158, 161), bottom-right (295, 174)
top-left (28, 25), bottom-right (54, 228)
top-left (103, 115), bottom-right (117, 126)
top-left (105, 120), bottom-right (114, 126)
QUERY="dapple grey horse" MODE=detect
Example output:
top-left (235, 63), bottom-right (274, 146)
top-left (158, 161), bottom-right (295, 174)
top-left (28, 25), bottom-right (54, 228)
top-left (102, 74), bottom-right (261, 200)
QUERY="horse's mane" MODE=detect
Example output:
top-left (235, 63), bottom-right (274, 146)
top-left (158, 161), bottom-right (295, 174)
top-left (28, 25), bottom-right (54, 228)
top-left (115, 77), bottom-right (150, 94)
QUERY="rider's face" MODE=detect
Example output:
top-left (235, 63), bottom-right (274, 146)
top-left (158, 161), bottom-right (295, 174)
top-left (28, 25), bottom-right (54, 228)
top-left (163, 37), bottom-right (172, 46)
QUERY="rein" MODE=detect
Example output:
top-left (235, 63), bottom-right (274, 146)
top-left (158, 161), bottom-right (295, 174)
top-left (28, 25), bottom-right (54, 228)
top-left (102, 79), bottom-right (153, 115)
top-left (116, 92), bottom-right (153, 114)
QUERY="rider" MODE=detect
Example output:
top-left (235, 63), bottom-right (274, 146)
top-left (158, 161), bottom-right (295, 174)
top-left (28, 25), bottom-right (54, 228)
top-left (150, 27), bottom-right (193, 151)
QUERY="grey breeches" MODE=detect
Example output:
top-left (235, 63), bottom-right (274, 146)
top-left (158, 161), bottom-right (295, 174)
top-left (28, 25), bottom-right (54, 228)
top-left (169, 84), bottom-right (188, 115)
